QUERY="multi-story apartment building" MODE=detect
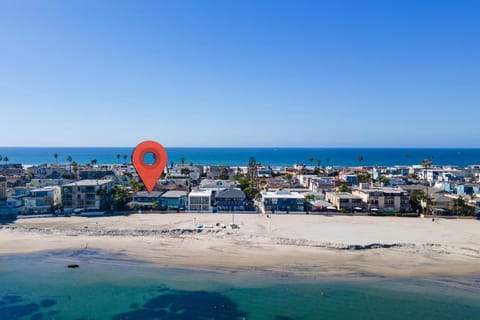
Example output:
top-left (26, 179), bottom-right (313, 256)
top-left (325, 192), bottom-right (363, 212)
top-left (62, 179), bottom-right (113, 211)
top-left (353, 185), bottom-right (410, 213)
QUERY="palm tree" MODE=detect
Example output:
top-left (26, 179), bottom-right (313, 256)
top-left (316, 159), bottom-right (321, 167)
top-left (0, 156), bottom-right (3, 162)
top-left (308, 157), bottom-right (314, 165)
top-left (410, 189), bottom-right (426, 214)
top-left (116, 153), bottom-right (121, 164)
top-left (3, 156), bottom-right (8, 164)
top-left (454, 196), bottom-right (466, 215)
top-left (180, 156), bottom-right (185, 165)
top-left (123, 154), bottom-right (128, 164)
top-left (357, 155), bottom-right (364, 163)
top-left (54, 153), bottom-right (59, 165)
top-left (285, 173), bottom-right (293, 187)
top-left (421, 157), bottom-right (433, 168)
top-left (66, 155), bottom-right (73, 173)
top-left (337, 183), bottom-right (351, 193)
top-left (72, 161), bottom-right (78, 178)
top-left (91, 159), bottom-right (97, 166)
top-left (170, 160), bottom-right (174, 169)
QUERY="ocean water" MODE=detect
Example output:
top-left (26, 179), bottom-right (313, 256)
top-left (0, 147), bottom-right (480, 167)
top-left (0, 250), bottom-right (479, 320)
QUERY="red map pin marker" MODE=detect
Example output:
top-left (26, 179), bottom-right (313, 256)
top-left (132, 141), bottom-right (168, 193)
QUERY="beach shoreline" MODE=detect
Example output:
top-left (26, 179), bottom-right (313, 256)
top-left (1, 214), bottom-right (479, 278)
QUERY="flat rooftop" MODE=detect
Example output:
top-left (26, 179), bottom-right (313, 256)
top-left (162, 190), bottom-right (188, 198)
top-left (63, 179), bottom-right (113, 187)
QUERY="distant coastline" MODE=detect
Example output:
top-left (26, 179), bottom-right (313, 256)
top-left (1, 147), bottom-right (480, 167)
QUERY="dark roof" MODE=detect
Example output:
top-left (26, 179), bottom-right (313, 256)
top-left (216, 188), bottom-right (246, 199)
top-left (134, 191), bottom-right (163, 198)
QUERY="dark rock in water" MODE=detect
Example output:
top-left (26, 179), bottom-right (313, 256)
top-left (2, 295), bottom-right (23, 303)
top-left (113, 289), bottom-right (247, 320)
top-left (67, 264), bottom-right (79, 268)
top-left (40, 299), bottom-right (56, 308)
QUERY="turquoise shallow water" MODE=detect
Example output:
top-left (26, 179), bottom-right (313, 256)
top-left (1, 250), bottom-right (479, 320)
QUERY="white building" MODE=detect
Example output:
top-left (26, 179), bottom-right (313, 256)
top-left (296, 174), bottom-right (319, 188)
top-left (188, 189), bottom-right (214, 211)
top-left (259, 190), bottom-right (305, 213)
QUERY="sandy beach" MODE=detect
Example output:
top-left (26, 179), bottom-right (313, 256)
top-left (1, 214), bottom-right (479, 277)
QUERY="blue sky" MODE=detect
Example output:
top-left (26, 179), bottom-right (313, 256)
top-left (1, 0), bottom-right (479, 147)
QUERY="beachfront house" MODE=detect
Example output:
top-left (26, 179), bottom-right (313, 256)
top-left (428, 192), bottom-right (456, 214)
top-left (352, 185), bottom-right (410, 213)
top-left (259, 189), bottom-right (305, 213)
top-left (215, 188), bottom-right (246, 211)
top-left (128, 191), bottom-right (164, 210)
top-left (24, 186), bottom-right (62, 214)
top-left (325, 192), bottom-right (363, 212)
top-left (188, 189), bottom-right (215, 211)
top-left (0, 197), bottom-right (24, 216)
top-left (160, 190), bottom-right (188, 210)
top-left (62, 179), bottom-right (114, 212)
